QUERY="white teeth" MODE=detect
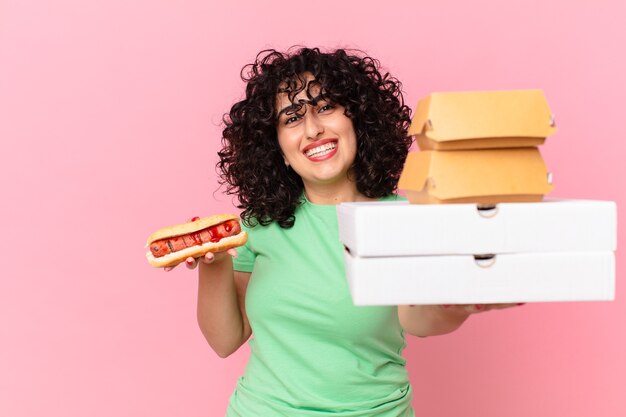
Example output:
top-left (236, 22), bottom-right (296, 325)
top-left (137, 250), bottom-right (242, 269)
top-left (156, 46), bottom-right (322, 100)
top-left (305, 142), bottom-right (337, 158)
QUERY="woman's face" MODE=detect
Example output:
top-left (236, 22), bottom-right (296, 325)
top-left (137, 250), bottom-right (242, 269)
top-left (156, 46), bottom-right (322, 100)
top-left (275, 73), bottom-right (358, 191)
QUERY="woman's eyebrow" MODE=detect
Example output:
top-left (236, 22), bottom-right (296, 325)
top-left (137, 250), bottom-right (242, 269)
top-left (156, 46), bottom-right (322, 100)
top-left (277, 103), bottom-right (300, 117)
top-left (277, 96), bottom-right (323, 117)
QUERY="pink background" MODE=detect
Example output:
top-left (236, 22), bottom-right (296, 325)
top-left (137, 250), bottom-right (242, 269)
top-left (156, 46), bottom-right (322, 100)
top-left (1, 0), bottom-right (625, 416)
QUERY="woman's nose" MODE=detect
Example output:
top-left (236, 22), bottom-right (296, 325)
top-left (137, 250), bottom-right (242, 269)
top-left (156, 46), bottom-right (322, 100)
top-left (304, 110), bottom-right (324, 139)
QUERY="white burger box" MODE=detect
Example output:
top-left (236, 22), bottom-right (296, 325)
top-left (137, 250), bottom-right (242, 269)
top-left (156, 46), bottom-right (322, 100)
top-left (337, 200), bottom-right (617, 306)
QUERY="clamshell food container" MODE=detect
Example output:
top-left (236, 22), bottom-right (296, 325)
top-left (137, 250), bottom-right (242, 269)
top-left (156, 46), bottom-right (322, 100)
top-left (398, 148), bottom-right (553, 204)
top-left (409, 89), bottom-right (556, 151)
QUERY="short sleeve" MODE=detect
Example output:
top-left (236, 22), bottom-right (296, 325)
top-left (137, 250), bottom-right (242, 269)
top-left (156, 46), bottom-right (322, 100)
top-left (233, 223), bottom-right (255, 272)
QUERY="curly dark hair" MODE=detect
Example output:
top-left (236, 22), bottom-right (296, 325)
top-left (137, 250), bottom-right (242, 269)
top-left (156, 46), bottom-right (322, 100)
top-left (218, 47), bottom-right (412, 228)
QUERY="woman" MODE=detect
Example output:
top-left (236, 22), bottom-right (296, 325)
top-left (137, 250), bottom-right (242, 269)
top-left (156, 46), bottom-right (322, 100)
top-left (168, 47), bottom-right (516, 417)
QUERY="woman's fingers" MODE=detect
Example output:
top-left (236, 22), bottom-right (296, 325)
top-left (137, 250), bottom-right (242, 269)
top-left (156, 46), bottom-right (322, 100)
top-left (200, 252), bottom-right (216, 264)
top-left (465, 303), bottom-right (525, 313)
top-left (490, 303), bottom-right (525, 310)
top-left (185, 257), bottom-right (198, 269)
top-left (164, 247), bottom-right (239, 271)
top-left (199, 249), bottom-right (238, 264)
top-left (440, 303), bottom-right (525, 314)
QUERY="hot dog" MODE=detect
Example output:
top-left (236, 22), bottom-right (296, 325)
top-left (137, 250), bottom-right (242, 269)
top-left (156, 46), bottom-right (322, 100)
top-left (145, 214), bottom-right (248, 268)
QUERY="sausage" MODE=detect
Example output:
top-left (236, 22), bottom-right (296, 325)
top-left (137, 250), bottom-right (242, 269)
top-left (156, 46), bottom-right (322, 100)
top-left (149, 220), bottom-right (241, 258)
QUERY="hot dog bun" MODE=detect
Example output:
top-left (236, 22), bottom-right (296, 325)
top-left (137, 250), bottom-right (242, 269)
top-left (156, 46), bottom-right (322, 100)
top-left (145, 214), bottom-right (247, 268)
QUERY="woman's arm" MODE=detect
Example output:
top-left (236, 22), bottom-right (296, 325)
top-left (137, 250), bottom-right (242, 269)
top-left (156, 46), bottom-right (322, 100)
top-left (182, 251), bottom-right (252, 358)
top-left (398, 303), bottom-right (522, 337)
top-left (197, 256), bottom-right (252, 357)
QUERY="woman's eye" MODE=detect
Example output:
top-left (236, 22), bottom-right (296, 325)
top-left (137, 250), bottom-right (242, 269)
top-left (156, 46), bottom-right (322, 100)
top-left (285, 115), bottom-right (301, 125)
top-left (319, 104), bottom-right (335, 113)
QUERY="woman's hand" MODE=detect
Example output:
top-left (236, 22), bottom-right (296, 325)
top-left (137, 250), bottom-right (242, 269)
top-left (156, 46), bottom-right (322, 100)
top-left (399, 303), bottom-right (525, 337)
top-left (438, 303), bottom-right (525, 315)
top-left (163, 248), bottom-right (238, 272)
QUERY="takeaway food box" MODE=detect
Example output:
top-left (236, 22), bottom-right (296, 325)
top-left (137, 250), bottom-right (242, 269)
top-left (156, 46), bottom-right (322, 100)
top-left (408, 89), bottom-right (556, 151)
top-left (398, 147), bottom-right (553, 204)
top-left (400, 89), bottom-right (556, 204)
top-left (338, 89), bottom-right (617, 306)
top-left (337, 200), bottom-right (617, 306)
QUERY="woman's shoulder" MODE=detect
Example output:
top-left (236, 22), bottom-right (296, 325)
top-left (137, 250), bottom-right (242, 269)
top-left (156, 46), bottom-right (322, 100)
top-left (379, 194), bottom-right (408, 202)
top-left (239, 216), bottom-right (285, 237)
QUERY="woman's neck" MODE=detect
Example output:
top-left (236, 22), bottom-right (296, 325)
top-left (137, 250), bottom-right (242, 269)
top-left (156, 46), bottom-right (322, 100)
top-left (303, 181), bottom-right (374, 205)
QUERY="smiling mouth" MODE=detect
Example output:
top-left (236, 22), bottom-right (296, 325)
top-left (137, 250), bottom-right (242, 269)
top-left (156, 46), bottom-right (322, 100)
top-left (304, 141), bottom-right (337, 158)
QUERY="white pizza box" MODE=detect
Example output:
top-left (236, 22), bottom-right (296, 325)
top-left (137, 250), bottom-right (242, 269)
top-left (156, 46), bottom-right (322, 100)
top-left (344, 250), bottom-right (615, 305)
top-left (337, 199), bottom-right (617, 257)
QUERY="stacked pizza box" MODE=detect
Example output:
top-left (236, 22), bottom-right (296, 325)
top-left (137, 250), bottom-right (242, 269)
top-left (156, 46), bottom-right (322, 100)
top-left (338, 90), bottom-right (617, 306)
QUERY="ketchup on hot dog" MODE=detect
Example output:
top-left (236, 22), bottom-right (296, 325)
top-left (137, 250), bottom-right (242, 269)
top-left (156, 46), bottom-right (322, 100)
top-left (149, 219), bottom-right (241, 258)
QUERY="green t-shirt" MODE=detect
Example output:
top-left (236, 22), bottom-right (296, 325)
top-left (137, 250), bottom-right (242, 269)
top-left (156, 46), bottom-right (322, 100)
top-left (227, 195), bottom-right (414, 417)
